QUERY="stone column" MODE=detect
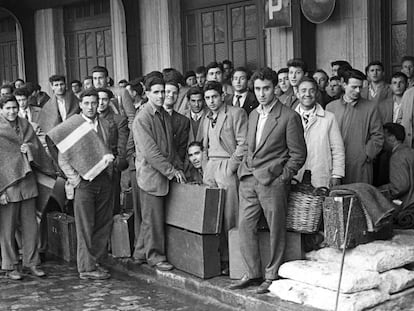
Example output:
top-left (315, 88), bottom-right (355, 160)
top-left (139, 0), bottom-right (183, 73)
top-left (110, 0), bottom-right (129, 82)
top-left (34, 8), bottom-right (65, 94)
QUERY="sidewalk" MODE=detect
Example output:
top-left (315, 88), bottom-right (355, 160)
top-left (104, 256), bottom-right (414, 311)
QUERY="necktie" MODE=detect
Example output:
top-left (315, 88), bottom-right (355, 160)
top-left (302, 113), bottom-right (310, 125)
top-left (235, 95), bottom-right (242, 107)
top-left (23, 110), bottom-right (29, 120)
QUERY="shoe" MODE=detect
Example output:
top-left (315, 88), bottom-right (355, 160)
top-left (132, 257), bottom-right (147, 265)
top-left (29, 266), bottom-right (46, 277)
top-left (256, 279), bottom-right (273, 294)
top-left (228, 275), bottom-right (262, 290)
top-left (6, 270), bottom-right (23, 280)
top-left (154, 261), bottom-right (174, 271)
top-left (95, 264), bottom-right (109, 274)
top-left (79, 270), bottom-right (110, 280)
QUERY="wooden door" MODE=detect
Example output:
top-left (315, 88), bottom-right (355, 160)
top-left (64, 0), bottom-right (112, 82)
top-left (0, 15), bottom-right (18, 83)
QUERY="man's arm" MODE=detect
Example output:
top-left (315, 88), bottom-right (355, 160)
top-left (365, 107), bottom-right (384, 161)
top-left (115, 116), bottom-right (129, 170)
top-left (58, 152), bottom-right (81, 187)
top-left (329, 116), bottom-right (345, 178)
top-left (231, 108), bottom-right (248, 161)
top-left (380, 152), bottom-right (410, 199)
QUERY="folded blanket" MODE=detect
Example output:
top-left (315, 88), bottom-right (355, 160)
top-left (330, 183), bottom-right (395, 231)
top-left (46, 114), bottom-right (114, 181)
top-left (0, 115), bottom-right (55, 193)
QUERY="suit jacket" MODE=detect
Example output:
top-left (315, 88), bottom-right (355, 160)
top-left (224, 91), bottom-right (259, 115)
top-left (38, 91), bottom-right (80, 133)
top-left (133, 102), bottom-right (179, 196)
top-left (401, 87), bottom-right (414, 147)
top-left (380, 144), bottom-right (414, 210)
top-left (377, 96), bottom-right (395, 124)
top-left (100, 109), bottom-right (129, 171)
top-left (184, 107), bottom-right (209, 145)
top-left (170, 110), bottom-right (190, 166)
top-left (279, 87), bottom-right (300, 110)
top-left (238, 99), bottom-right (307, 186)
top-left (19, 105), bottom-right (42, 123)
top-left (202, 104), bottom-right (248, 173)
top-left (361, 82), bottom-right (393, 106)
top-left (109, 86), bottom-right (135, 129)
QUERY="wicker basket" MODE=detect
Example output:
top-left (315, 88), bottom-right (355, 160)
top-left (286, 182), bottom-right (328, 234)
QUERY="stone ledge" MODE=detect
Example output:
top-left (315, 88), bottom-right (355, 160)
top-left (104, 256), bottom-right (323, 311)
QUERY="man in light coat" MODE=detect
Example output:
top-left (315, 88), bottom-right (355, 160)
top-left (294, 77), bottom-right (345, 188)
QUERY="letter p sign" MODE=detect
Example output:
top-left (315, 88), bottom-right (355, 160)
top-left (264, 0), bottom-right (291, 28)
top-left (268, 0), bottom-right (282, 20)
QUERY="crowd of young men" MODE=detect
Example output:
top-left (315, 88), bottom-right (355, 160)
top-left (1, 55), bottom-right (414, 295)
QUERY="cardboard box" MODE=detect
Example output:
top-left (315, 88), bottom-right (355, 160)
top-left (229, 228), bottom-right (304, 279)
top-left (166, 225), bottom-right (221, 279)
top-left (166, 182), bottom-right (224, 234)
top-left (47, 212), bottom-right (77, 262)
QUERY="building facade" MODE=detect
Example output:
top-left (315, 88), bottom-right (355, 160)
top-left (0, 0), bottom-right (411, 92)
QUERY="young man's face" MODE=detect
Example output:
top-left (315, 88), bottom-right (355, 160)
top-left (71, 83), bottom-right (81, 94)
top-left (92, 72), bottom-right (108, 89)
top-left (254, 79), bottom-right (275, 107)
top-left (80, 95), bottom-right (98, 119)
top-left (15, 80), bottom-right (24, 89)
top-left (390, 76), bottom-right (407, 96)
top-left (15, 95), bottom-right (29, 110)
top-left (164, 84), bottom-right (179, 109)
top-left (196, 73), bottom-right (206, 87)
top-left (204, 89), bottom-right (223, 112)
top-left (0, 88), bottom-right (12, 98)
top-left (402, 60), bottom-right (414, 79)
top-left (232, 71), bottom-right (248, 93)
top-left (207, 68), bottom-right (223, 83)
top-left (83, 78), bottom-right (93, 90)
top-left (1, 100), bottom-right (19, 121)
top-left (278, 72), bottom-right (290, 93)
top-left (146, 84), bottom-right (165, 107)
top-left (51, 80), bottom-right (66, 96)
top-left (298, 81), bottom-right (317, 110)
top-left (288, 66), bottom-right (305, 87)
top-left (332, 65), bottom-right (340, 77)
top-left (186, 76), bottom-right (196, 87)
top-left (367, 65), bottom-right (384, 83)
top-left (97, 91), bottom-right (110, 113)
top-left (188, 145), bottom-right (203, 169)
top-left (343, 78), bottom-right (363, 101)
top-left (313, 72), bottom-right (328, 91)
top-left (189, 94), bottom-right (204, 114)
top-left (329, 79), bottom-right (342, 97)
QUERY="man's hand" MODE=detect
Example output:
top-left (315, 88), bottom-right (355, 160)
top-left (0, 193), bottom-right (8, 205)
top-left (329, 177), bottom-right (341, 188)
top-left (174, 170), bottom-right (187, 184)
top-left (20, 143), bottom-right (28, 154)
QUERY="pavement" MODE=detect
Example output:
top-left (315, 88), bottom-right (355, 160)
top-left (0, 260), bottom-right (234, 311)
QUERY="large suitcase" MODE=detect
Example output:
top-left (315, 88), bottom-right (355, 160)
top-left (47, 212), bottom-right (77, 262)
top-left (166, 182), bottom-right (224, 234)
top-left (166, 225), bottom-right (221, 279)
top-left (228, 228), bottom-right (305, 279)
top-left (323, 194), bottom-right (393, 249)
top-left (110, 213), bottom-right (134, 258)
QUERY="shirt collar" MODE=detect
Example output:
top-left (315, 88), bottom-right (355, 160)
top-left (81, 113), bottom-right (98, 125)
top-left (256, 98), bottom-right (277, 116)
top-left (342, 95), bottom-right (358, 106)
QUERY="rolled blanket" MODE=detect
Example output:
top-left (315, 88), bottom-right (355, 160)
top-left (330, 183), bottom-right (395, 231)
top-left (46, 114), bottom-right (114, 181)
top-left (395, 209), bottom-right (414, 229)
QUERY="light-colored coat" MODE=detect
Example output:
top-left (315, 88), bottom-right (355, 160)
top-left (295, 104), bottom-right (345, 188)
top-left (401, 87), bottom-right (414, 147)
top-left (202, 104), bottom-right (248, 173)
top-left (133, 103), bottom-right (178, 196)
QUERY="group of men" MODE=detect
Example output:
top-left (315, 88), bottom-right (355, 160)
top-left (1, 54), bottom-right (414, 297)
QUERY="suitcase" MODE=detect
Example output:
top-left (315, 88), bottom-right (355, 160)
top-left (110, 213), bottom-right (135, 258)
top-left (323, 194), bottom-right (393, 249)
top-left (229, 228), bottom-right (304, 279)
top-left (166, 225), bottom-right (221, 279)
top-left (47, 212), bottom-right (77, 262)
top-left (166, 182), bottom-right (224, 234)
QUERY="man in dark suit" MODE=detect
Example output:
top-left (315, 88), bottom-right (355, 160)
top-left (132, 76), bottom-right (186, 271)
top-left (224, 67), bottom-right (258, 115)
top-left (361, 61), bottom-right (393, 105)
top-left (230, 67), bottom-right (306, 294)
top-left (51, 89), bottom-right (116, 280)
top-left (202, 81), bottom-right (248, 274)
top-left (38, 75), bottom-right (80, 133)
top-left (378, 72), bottom-right (407, 124)
top-left (97, 88), bottom-right (129, 214)
top-left (14, 87), bottom-right (42, 124)
top-left (163, 80), bottom-right (190, 165)
top-left (184, 86), bottom-right (208, 145)
top-left (380, 123), bottom-right (414, 211)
